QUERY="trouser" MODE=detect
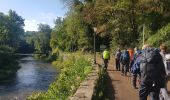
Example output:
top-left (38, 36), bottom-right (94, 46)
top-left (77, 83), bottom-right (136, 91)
top-left (132, 74), bottom-right (137, 88)
top-left (139, 84), bottom-right (160, 100)
top-left (115, 59), bottom-right (120, 71)
top-left (103, 59), bottom-right (108, 69)
top-left (132, 73), bottom-right (141, 88)
top-left (121, 63), bottom-right (129, 75)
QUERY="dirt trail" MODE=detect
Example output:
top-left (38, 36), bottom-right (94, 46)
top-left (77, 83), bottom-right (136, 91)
top-left (97, 56), bottom-right (170, 100)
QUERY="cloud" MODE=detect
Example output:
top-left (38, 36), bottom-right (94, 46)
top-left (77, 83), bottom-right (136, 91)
top-left (24, 19), bottom-right (39, 31)
top-left (24, 12), bottom-right (61, 31)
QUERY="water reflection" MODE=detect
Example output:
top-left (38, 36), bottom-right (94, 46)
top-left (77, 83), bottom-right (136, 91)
top-left (0, 56), bottom-right (57, 100)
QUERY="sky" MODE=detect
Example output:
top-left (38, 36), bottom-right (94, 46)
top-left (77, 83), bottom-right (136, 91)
top-left (0, 0), bottom-right (67, 31)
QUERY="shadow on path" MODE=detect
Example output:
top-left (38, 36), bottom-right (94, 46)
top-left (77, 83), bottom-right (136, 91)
top-left (105, 72), bottom-right (116, 100)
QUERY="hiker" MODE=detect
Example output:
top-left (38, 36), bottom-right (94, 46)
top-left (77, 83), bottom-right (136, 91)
top-left (159, 44), bottom-right (170, 100)
top-left (130, 47), bottom-right (139, 69)
top-left (120, 49), bottom-right (130, 76)
top-left (115, 48), bottom-right (122, 71)
top-left (128, 48), bottom-right (134, 72)
top-left (102, 49), bottom-right (110, 69)
top-left (131, 48), bottom-right (141, 89)
top-left (139, 44), bottom-right (166, 100)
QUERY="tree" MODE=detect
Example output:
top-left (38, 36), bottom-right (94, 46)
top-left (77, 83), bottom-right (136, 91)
top-left (7, 10), bottom-right (25, 49)
top-left (34, 24), bottom-right (52, 53)
top-left (0, 10), bottom-right (24, 49)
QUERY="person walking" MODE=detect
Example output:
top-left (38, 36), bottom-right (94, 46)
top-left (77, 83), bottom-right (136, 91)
top-left (128, 48), bottom-right (134, 72)
top-left (120, 49), bottom-right (130, 76)
top-left (102, 49), bottom-right (110, 69)
top-left (139, 44), bottom-right (166, 100)
top-left (115, 48), bottom-right (121, 71)
top-left (131, 48), bottom-right (142, 89)
top-left (159, 44), bottom-right (170, 100)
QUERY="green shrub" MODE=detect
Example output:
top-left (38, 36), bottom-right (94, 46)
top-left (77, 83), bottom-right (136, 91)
top-left (28, 53), bottom-right (92, 100)
top-left (0, 46), bottom-right (20, 80)
top-left (45, 54), bottom-right (58, 63)
top-left (0, 45), bottom-right (14, 53)
top-left (146, 23), bottom-right (170, 48)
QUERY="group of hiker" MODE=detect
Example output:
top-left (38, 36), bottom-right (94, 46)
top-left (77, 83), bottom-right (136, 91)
top-left (102, 44), bottom-right (170, 100)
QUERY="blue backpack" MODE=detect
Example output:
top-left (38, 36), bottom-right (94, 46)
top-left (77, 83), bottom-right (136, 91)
top-left (131, 55), bottom-right (142, 74)
top-left (122, 51), bottom-right (130, 62)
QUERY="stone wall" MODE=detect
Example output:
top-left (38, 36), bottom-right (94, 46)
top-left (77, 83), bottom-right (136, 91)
top-left (70, 66), bottom-right (100, 100)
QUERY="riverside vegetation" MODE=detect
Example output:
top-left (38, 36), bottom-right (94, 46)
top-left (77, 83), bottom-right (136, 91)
top-left (27, 52), bottom-right (93, 100)
top-left (0, 46), bottom-right (20, 81)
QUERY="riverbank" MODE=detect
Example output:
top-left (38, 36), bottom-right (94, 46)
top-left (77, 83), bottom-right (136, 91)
top-left (0, 56), bottom-right (57, 100)
top-left (0, 46), bottom-right (20, 81)
top-left (27, 52), bottom-right (93, 100)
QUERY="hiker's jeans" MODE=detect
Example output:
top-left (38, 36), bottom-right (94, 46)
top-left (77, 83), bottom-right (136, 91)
top-left (115, 59), bottom-right (120, 71)
top-left (139, 84), bottom-right (160, 100)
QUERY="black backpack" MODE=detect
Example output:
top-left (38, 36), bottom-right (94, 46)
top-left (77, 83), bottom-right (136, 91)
top-left (140, 48), bottom-right (166, 87)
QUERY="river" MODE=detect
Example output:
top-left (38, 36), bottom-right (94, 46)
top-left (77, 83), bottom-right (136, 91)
top-left (0, 56), bottom-right (57, 100)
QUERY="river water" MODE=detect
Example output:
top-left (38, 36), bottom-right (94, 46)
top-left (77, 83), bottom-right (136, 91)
top-left (0, 56), bottom-right (57, 100)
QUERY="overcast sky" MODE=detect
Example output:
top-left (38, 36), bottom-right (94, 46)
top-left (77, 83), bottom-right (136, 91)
top-left (0, 0), bottom-right (67, 31)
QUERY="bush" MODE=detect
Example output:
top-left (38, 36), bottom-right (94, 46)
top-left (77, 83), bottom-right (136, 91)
top-left (0, 45), bottom-right (14, 53)
top-left (27, 53), bottom-right (92, 100)
top-left (146, 23), bottom-right (170, 48)
top-left (0, 46), bottom-right (20, 80)
top-left (45, 54), bottom-right (58, 63)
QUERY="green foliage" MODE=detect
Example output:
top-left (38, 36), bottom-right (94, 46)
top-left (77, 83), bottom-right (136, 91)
top-left (27, 54), bottom-right (92, 100)
top-left (0, 45), bottom-right (14, 53)
top-left (0, 10), bottom-right (23, 80)
top-left (0, 10), bottom-right (24, 49)
top-left (146, 23), bottom-right (170, 47)
top-left (45, 50), bottom-right (60, 63)
top-left (50, 14), bottom-right (93, 52)
top-left (34, 24), bottom-right (52, 53)
top-left (59, 0), bottom-right (170, 50)
top-left (50, 20), bottom-right (69, 51)
top-left (0, 46), bottom-right (20, 80)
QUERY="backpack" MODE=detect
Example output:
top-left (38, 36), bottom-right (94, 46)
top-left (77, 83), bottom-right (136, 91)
top-left (131, 55), bottom-right (142, 74)
top-left (140, 48), bottom-right (166, 88)
top-left (103, 51), bottom-right (109, 59)
top-left (122, 51), bottom-right (130, 62)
